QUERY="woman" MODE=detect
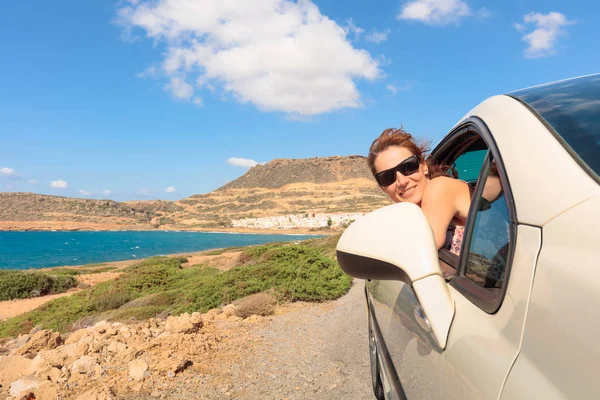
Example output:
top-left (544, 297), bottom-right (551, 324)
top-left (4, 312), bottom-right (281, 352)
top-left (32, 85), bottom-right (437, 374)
top-left (367, 128), bottom-right (472, 255)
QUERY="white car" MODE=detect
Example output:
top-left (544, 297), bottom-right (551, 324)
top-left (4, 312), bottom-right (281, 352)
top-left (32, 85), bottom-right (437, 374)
top-left (336, 74), bottom-right (600, 399)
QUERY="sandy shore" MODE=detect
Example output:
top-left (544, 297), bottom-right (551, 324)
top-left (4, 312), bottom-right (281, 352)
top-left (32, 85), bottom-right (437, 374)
top-left (0, 221), bottom-right (336, 235)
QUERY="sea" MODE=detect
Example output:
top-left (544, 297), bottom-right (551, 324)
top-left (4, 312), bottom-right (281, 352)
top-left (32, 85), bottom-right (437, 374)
top-left (0, 231), bottom-right (321, 270)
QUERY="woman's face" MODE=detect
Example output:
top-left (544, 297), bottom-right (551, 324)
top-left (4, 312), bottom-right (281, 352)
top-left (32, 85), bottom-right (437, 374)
top-left (374, 145), bottom-right (429, 205)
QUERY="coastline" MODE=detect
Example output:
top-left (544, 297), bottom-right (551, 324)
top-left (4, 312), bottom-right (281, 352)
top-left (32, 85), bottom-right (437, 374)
top-left (0, 221), bottom-right (336, 236)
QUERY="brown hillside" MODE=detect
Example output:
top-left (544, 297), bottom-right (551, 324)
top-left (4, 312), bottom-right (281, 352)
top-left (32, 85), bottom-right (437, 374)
top-left (0, 156), bottom-right (390, 231)
top-left (218, 155), bottom-right (371, 190)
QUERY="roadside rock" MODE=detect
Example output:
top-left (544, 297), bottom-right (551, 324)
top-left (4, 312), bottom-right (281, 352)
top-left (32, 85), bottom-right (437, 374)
top-left (72, 355), bottom-right (99, 375)
top-left (9, 376), bottom-right (39, 397)
top-left (129, 360), bottom-right (148, 381)
top-left (75, 385), bottom-right (116, 400)
top-left (0, 356), bottom-right (36, 384)
top-left (16, 330), bottom-right (63, 358)
top-left (165, 312), bottom-right (203, 334)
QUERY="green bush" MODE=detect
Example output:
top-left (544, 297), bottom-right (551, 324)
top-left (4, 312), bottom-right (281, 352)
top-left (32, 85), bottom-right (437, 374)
top-left (0, 271), bottom-right (77, 301)
top-left (0, 237), bottom-right (350, 338)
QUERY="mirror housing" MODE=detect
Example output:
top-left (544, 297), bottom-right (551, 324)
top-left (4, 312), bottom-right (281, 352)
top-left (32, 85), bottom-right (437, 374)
top-left (336, 202), bottom-right (455, 349)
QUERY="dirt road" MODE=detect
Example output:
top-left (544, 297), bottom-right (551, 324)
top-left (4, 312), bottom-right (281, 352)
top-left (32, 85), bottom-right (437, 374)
top-left (122, 279), bottom-right (374, 400)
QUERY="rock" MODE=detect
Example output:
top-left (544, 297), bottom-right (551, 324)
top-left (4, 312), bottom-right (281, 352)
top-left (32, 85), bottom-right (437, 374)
top-left (106, 341), bottom-right (127, 354)
top-left (92, 321), bottom-right (110, 335)
top-left (165, 313), bottom-right (203, 334)
top-left (222, 304), bottom-right (237, 317)
top-left (65, 329), bottom-right (89, 345)
top-left (18, 392), bottom-right (36, 400)
top-left (9, 376), bottom-right (39, 396)
top-left (203, 309), bottom-right (222, 320)
top-left (35, 380), bottom-right (59, 399)
top-left (13, 334), bottom-right (31, 350)
top-left (106, 328), bottom-right (118, 336)
top-left (129, 360), bottom-right (149, 381)
top-left (74, 341), bottom-right (90, 357)
top-left (45, 367), bottom-right (64, 383)
top-left (16, 330), bottom-right (63, 358)
top-left (75, 385), bottom-right (116, 400)
top-left (71, 355), bottom-right (99, 375)
top-left (0, 356), bottom-right (35, 384)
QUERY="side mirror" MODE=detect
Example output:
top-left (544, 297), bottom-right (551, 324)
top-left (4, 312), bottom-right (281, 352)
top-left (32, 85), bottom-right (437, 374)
top-left (336, 202), bottom-right (455, 349)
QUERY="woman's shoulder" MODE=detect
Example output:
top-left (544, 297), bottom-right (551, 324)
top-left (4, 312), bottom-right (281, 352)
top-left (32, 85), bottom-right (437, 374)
top-left (426, 176), bottom-right (471, 197)
top-left (428, 176), bottom-right (468, 189)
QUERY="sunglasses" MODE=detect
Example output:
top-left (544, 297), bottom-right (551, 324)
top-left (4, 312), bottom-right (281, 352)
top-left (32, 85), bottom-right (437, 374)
top-left (375, 155), bottom-right (420, 187)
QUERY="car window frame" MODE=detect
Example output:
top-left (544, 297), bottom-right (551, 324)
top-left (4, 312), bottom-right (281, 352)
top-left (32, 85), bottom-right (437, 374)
top-left (432, 117), bottom-right (518, 314)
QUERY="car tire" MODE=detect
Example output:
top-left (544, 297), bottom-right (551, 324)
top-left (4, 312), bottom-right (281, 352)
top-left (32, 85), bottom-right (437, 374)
top-left (369, 314), bottom-right (385, 400)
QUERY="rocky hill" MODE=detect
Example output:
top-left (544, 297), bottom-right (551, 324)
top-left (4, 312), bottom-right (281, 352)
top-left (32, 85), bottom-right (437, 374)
top-left (0, 156), bottom-right (390, 231)
top-left (218, 155), bottom-right (372, 190)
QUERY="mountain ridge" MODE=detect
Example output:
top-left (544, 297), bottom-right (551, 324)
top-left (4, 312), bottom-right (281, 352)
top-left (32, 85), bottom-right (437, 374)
top-left (0, 155), bottom-right (390, 231)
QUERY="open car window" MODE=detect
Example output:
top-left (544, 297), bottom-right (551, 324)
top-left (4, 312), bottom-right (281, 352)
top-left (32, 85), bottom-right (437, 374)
top-left (434, 130), bottom-right (489, 277)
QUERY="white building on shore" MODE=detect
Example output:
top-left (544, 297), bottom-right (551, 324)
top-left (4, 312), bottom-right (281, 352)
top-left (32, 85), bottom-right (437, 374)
top-left (231, 212), bottom-right (365, 230)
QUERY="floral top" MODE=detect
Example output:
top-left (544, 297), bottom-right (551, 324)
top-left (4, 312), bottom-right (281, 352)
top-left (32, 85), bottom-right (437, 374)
top-left (448, 225), bottom-right (464, 256)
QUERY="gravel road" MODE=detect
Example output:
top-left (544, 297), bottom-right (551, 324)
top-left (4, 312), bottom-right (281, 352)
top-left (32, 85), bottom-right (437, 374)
top-left (236, 278), bottom-right (373, 399)
top-left (120, 279), bottom-right (374, 400)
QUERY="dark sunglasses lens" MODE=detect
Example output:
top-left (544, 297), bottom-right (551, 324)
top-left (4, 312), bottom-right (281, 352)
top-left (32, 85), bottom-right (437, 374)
top-left (377, 170), bottom-right (396, 187)
top-left (399, 158), bottom-right (419, 175)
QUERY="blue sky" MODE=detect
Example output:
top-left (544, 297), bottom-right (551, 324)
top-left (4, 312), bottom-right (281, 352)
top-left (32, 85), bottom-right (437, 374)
top-left (1, 0), bottom-right (598, 201)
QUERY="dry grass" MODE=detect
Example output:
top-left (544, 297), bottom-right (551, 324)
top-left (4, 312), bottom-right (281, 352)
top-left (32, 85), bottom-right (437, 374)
top-left (234, 292), bottom-right (278, 319)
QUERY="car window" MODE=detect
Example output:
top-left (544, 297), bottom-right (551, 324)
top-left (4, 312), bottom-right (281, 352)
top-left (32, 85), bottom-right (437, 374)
top-left (451, 149), bottom-right (487, 182)
top-left (510, 74), bottom-right (600, 179)
top-left (463, 160), bottom-right (511, 290)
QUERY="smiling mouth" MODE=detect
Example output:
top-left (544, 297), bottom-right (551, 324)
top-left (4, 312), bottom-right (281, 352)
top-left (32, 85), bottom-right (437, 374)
top-left (400, 187), bottom-right (416, 196)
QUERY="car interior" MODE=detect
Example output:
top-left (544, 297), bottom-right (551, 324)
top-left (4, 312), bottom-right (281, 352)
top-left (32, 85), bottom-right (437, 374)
top-left (432, 131), bottom-right (489, 280)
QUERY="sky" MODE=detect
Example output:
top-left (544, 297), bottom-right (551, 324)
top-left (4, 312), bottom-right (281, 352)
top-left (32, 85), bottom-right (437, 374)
top-left (1, 0), bottom-right (598, 201)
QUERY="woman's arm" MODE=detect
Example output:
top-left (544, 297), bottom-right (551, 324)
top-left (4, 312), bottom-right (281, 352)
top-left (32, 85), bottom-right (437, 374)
top-left (420, 177), bottom-right (469, 250)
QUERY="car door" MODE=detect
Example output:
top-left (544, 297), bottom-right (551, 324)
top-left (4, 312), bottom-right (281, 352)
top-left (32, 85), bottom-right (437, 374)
top-left (366, 118), bottom-right (542, 399)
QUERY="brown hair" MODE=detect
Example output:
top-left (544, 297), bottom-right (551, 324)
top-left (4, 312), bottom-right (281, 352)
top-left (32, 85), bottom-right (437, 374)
top-left (367, 127), bottom-right (449, 180)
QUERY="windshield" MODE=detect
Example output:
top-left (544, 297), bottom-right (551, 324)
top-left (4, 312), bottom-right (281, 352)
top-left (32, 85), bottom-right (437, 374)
top-left (509, 74), bottom-right (600, 179)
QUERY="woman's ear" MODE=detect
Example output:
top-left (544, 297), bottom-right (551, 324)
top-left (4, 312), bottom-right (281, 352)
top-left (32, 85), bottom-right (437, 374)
top-left (423, 164), bottom-right (429, 178)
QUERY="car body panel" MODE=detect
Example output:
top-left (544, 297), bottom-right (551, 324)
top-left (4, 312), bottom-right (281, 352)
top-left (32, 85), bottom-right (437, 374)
top-left (461, 95), bottom-right (597, 226)
top-left (367, 279), bottom-right (442, 399)
top-left (441, 225), bottom-right (541, 399)
top-left (500, 194), bottom-right (600, 399)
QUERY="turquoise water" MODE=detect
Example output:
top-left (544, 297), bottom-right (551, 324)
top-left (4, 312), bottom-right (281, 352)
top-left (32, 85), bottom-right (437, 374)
top-left (0, 231), bottom-right (320, 270)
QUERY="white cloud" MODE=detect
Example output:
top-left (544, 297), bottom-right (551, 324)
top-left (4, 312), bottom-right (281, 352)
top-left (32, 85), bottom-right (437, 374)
top-left (345, 18), bottom-right (364, 41)
top-left (79, 190), bottom-right (92, 197)
top-left (50, 179), bottom-right (68, 189)
top-left (386, 82), bottom-right (415, 95)
top-left (366, 29), bottom-right (391, 44)
top-left (102, 189), bottom-right (111, 196)
top-left (28, 179), bottom-right (37, 184)
top-left (398, 0), bottom-right (471, 25)
top-left (193, 97), bottom-right (203, 107)
top-left (0, 167), bottom-right (20, 179)
top-left (516, 12), bottom-right (573, 58)
top-left (165, 186), bottom-right (176, 193)
top-left (136, 65), bottom-right (159, 79)
top-left (227, 157), bottom-right (261, 168)
top-left (117, 0), bottom-right (381, 116)
top-left (136, 188), bottom-right (152, 197)
top-left (5, 184), bottom-right (14, 189)
top-left (164, 77), bottom-right (194, 100)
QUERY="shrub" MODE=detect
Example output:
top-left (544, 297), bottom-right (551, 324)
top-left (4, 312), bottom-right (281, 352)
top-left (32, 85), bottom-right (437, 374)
top-left (89, 291), bottom-right (135, 312)
top-left (234, 292), bottom-right (277, 318)
top-left (0, 236), bottom-right (351, 337)
top-left (0, 271), bottom-right (77, 301)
